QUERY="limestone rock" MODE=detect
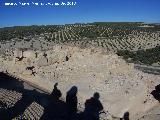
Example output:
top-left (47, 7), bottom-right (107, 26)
top-left (36, 56), bottom-right (48, 67)
top-left (23, 50), bottom-right (36, 58)
top-left (14, 49), bottom-right (23, 58)
top-left (0, 45), bottom-right (160, 120)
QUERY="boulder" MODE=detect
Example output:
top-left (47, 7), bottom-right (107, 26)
top-left (13, 49), bottom-right (23, 58)
top-left (36, 56), bottom-right (48, 67)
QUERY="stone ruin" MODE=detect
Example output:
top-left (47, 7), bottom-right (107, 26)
top-left (0, 45), bottom-right (160, 120)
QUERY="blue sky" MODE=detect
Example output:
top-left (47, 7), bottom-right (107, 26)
top-left (0, 0), bottom-right (160, 27)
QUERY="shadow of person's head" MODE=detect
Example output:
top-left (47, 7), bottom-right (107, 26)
top-left (155, 84), bottom-right (160, 91)
top-left (151, 84), bottom-right (160, 102)
top-left (54, 82), bottom-right (58, 89)
top-left (67, 86), bottom-right (78, 96)
top-left (93, 92), bottom-right (100, 100)
top-left (51, 82), bottom-right (62, 100)
top-left (123, 112), bottom-right (129, 120)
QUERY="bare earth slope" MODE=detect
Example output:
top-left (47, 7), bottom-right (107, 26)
top-left (0, 45), bottom-right (160, 120)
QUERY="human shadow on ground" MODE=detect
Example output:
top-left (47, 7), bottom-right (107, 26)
top-left (66, 86), bottom-right (78, 120)
top-left (151, 84), bottom-right (160, 102)
top-left (41, 83), bottom-right (68, 120)
top-left (0, 72), bottom-right (104, 120)
top-left (82, 92), bottom-right (103, 120)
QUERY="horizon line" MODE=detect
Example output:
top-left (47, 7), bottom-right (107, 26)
top-left (1, 21), bottom-right (160, 28)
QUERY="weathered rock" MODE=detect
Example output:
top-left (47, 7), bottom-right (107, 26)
top-left (23, 50), bottom-right (36, 58)
top-left (13, 49), bottom-right (23, 58)
top-left (0, 45), bottom-right (160, 120)
top-left (46, 50), bottom-right (59, 64)
top-left (36, 56), bottom-right (48, 67)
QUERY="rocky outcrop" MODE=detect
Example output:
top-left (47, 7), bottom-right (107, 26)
top-left (0, 45), bottom-right (160, 120)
